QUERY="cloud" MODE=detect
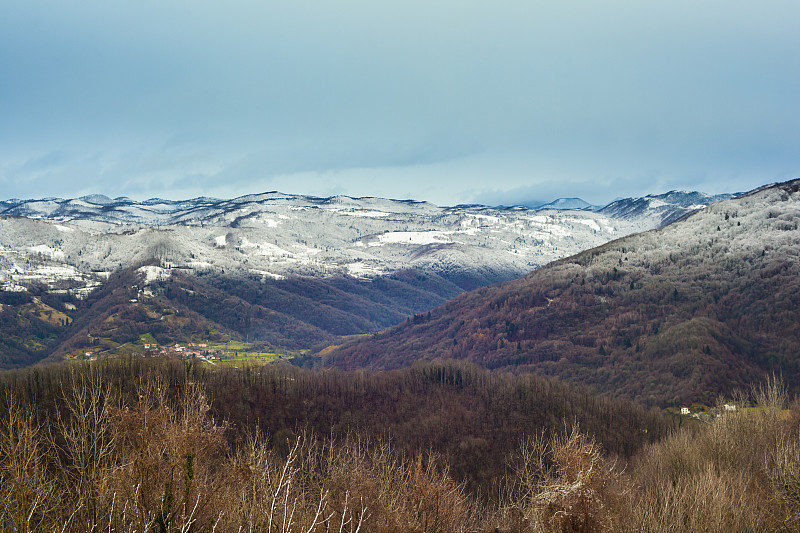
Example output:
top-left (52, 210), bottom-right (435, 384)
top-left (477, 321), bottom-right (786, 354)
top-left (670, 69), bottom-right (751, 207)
top-left (1, 1), bottom-right (798, 203)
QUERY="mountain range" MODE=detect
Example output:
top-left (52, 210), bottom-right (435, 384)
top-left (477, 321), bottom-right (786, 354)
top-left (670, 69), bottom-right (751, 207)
top-left (0, 188), bottom-right (737, 380)
top-left (0, 190), bottom-right (730, 293)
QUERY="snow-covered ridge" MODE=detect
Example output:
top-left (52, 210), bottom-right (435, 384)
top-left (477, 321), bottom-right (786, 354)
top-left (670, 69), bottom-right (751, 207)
top-left (0, 189), bottom-right (729, 295)
top-left (599, 190), bottom-right (735, 226)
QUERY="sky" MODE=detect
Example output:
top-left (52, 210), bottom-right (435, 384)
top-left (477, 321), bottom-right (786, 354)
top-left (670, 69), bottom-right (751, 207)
top-left (1, 1), bottom-right (799, 207)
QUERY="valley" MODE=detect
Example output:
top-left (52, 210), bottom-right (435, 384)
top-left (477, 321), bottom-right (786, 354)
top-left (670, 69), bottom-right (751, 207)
top-left (0, 189), bottom-right (725, 370)
top-left (2, 180), bottom-right (796, 408)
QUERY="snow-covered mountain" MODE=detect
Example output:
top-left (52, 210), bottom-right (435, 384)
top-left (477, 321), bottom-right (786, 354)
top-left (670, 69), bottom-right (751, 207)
top-left (538, 198), bottom-right (596, 210)
top-left (0, 194), bottom-right (220, 225)
top-left (0, 190), bottom-right (733, 298)
top-left (0, 190), bottom-right (729, 297)
top-left (599, 191), bottom-right (734, 226)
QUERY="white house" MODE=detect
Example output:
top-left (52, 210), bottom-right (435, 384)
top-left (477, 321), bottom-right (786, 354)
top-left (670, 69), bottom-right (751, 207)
top-left (681, 407), bottom-right (691, 415)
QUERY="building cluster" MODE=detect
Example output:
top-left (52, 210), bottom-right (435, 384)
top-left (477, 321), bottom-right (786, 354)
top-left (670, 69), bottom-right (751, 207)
top-left (680, 403), bottom-right (738, 420)
top-left (74, 340), bottom-right (223, 363)
top-left (144, 342), bottom-right (221, 362)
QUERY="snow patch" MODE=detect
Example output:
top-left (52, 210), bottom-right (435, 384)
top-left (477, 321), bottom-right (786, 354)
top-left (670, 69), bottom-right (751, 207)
top-left (574, 219), bottom-right (601, 232)
top-left (187, 261), bottom-right (213, 270)
top-left (291, 243), bottom-right (321, 255)
top-left (347, 262), bottom-right (383, 278)
top-left (28, 245), bottom-right (65, 260)
top-left (258, 217), bottom-right (281, 227)
top-left (373, 231), bottom-right (453, 246)
top-left (34, 265), bottom-right (77, 276)
top-left (242, 238), bottom-right (293, 257)
top-left (249, 269), bottom-right (286, 280)
top-left (341, 210), bottom-right (390, 218)
top-left (465, 213), bottom-right (501, 224)
top-left (137, 266), bottom-right (171, 284)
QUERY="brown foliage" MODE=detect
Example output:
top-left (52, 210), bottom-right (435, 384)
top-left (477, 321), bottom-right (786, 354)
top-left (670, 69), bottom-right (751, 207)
top-left (5, 362), bottom-right (800, 531)
top-left (501, 427), bottom-right (629, 533)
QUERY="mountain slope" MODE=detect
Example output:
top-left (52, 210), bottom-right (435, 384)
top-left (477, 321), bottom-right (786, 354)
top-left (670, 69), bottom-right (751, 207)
top-left (324, 180), bottom-right (800, 406)
top-left (3, 263), bottom-right (466, 368)
top-left (0, 188), bottom-right (732, 369)
top-left (599, 190), bottom-right (734, 226)
top-left (0, 290), bottom-right (69, 368)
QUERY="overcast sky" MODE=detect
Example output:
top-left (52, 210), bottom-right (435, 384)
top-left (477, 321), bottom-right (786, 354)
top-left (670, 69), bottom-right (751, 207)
top-left (1, 1), bottom-right (798, 207)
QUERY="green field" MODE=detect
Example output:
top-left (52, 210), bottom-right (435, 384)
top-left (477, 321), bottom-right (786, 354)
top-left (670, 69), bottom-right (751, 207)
top-left (198, 341), bottom-right (296, 366)
top-left (217, 352), bottom-right (283, 365)
top-left (65, 337), bottom-right (298, 366)
top-left (138, 333), bottom-right (157, 344)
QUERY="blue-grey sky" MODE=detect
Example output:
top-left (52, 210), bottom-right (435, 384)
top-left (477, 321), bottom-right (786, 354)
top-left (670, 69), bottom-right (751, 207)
top-left (1, 1), bottom-right (798, 207)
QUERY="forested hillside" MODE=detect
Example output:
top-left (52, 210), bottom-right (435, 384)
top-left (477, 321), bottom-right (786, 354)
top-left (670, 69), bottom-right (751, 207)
top-left (0, 264), bottom-right (465, 369)
top-left (0, 358), bottom-right (670, 496)
top-left (326, 180), bottom-right (800, 406)
top-left (4, 358), bottom-right (800, 532)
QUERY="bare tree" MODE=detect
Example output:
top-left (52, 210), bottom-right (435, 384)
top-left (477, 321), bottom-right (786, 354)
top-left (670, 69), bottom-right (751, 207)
top-left (0, 392), bottom-right (57, 532)
top-left (54, 366), bottom-right (116, 527)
